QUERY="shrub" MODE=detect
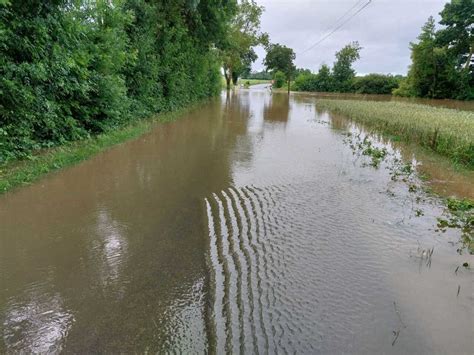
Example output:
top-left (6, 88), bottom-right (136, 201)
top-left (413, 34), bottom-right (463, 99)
top-left (352, 74), bottom-right (401, 94)
top-left (293, 73), bottom-right (318, 91)
top-left (274, 71), bottom-right (286, 88)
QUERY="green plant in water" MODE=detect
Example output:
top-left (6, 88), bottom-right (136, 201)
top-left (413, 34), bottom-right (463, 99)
top-left (436, 198), bottom-right (474, 254)
top-left (341, 127), bottom-right (472, 255)
top-left (362, 144), bottom-right (388, 167)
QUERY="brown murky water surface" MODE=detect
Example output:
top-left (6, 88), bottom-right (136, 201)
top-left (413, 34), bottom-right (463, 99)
top-left (0, 87), bottom-right (472, 353)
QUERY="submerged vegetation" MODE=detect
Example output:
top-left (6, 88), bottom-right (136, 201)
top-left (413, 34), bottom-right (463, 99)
top-left (342, 127), bottom-right (473, 255)
top-left (437, 198), bottom-right (474, 254)
top-left (318, 100), bottom-right (474, 169)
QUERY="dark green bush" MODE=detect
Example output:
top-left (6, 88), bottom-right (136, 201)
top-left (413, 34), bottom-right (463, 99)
top-left (293, 64), bottom-right (333, 92)
top-left (352, 74), bottom-right (401, 94)
top-left (274, 71), bottom-right (286, 88)
top-left (293, 73), bottom-right (318, 91)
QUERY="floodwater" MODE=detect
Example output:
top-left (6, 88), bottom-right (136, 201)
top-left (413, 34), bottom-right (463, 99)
top-left (286, 89), bottom-right (474, 111)
top-left (0, 86), bottom-right (472, 353)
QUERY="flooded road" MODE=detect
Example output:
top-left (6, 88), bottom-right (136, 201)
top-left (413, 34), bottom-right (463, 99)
top-left (1, 87), bottom-right (472, 353)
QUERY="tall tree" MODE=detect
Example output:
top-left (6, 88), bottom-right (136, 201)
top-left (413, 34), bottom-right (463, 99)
top-left (264, 43), bottom-right (296, 94)
top-left (332, 41), bottom-right (361, 92)
top-left (396, 16), bottom-right (461, 98)
top-left (395, 1), bottom-right (473, 99)
top-left (316, 64), bottom-right (333, 92)
top-left (221, 0), bottom-right (267, 90)
top-left (437, 0), bottom-right (474, 72)
top-left (408, 17), bottom-right (439, 97)
top-left (437, 0), bottom-right (473, 98)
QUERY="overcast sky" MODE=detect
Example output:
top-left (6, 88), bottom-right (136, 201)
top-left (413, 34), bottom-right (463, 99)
top-left (252, 0), bottom-right (448, 75)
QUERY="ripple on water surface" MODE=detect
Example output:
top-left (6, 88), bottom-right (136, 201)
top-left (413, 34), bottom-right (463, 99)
top-left (205, 178), bottom-right (472, 354)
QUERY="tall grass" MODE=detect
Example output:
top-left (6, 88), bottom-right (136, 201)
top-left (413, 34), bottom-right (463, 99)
top-left (317, 99), bottom-right (474, 169)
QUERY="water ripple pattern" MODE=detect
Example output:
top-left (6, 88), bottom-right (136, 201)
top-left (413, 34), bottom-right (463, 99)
top-left (204, 180), bottom-right (406, 354)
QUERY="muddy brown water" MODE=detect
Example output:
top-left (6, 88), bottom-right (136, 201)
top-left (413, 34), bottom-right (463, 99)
top-left (0, 87), bottom-right (473, 353)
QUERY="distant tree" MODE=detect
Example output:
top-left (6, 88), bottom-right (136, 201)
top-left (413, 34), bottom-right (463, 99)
top-left (232, 48), bottom-right (257, 84)
top-left (294, 68), bottom-right (312, 76)
top-left (395, 1), bottom-right (473, 100)
top-left (412, 17), bottom-right (440, 97)
top-left (394, 16), bottom-right (461, 98)
top-left (273, 71), bottom-right (286, 88)
top-left (222, 0), bottom-right (268, 90)
top-left (332, 41), bottom-right (362, 92)
top-left (352, 74), bottom-right (401, 94)
top-left (243, 70), bottom-right (272, 80)
top-left (264, 43), bottom-right (296, 94)
top-left (437, 0), bottom-right (473, 98)
top-left (315, 64), bottom-right (334, 92)
top-left (293, 64), bottom-right (333, 92)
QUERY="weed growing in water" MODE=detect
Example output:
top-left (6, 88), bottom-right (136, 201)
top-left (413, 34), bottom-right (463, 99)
top-left (436, 198), bottom-right (474, 254)
top-left (342, 128), bottom-right (473, 255)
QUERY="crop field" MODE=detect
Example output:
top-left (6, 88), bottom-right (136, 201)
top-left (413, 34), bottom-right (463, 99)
top-left (317, 99), bottom-right (474, 169)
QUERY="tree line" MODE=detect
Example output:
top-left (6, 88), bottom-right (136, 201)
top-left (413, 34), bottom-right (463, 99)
top-left (243, 0), bottom-right (472, 100)
top-left (0, 0), bottom-right (237, 162)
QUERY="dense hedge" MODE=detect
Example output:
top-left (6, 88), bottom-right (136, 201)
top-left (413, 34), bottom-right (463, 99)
top-left (293, 72), bottom-right (402, 95)
top-left (0, 0), bottom-right (231, 162)
top-left (352, 74), bottom-right (402, 94)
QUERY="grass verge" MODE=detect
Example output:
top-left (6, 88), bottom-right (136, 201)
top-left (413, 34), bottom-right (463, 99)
top-left (0, 105), bottom-right (199, 195)
top-left (317, 99), bottom-right (474, 169)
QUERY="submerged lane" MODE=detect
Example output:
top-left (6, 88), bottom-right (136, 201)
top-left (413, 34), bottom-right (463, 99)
top-left (0, 88), bottom-right (472, 353)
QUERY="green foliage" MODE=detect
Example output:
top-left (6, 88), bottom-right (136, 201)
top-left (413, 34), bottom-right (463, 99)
top-left (437, 0), bottom-right (473, 72)
top-left (332, 41), bottom-right (362, 92)
top-left (315, 64), bottom-right (334, 92)
top-left (293, 44), bottom-right (402, 95)
top-left (243, 70), bottom-right (272, 80)
top-left (352, 74), bottom-right (402, 94)
top-left (293, 64), bottom-right (334, 92)
top-left (396, 1), bottom-right (474, 100)
top-left (273, 71), bottom-right (286, 88)
top-left (264, 43), bottom-right (296, 92)
top-left (0, 0), bottom-right (232, 163)
top-left (292, 42), bottom-right (362, 94)
top-left (293, 73), bottom-right (318, 91)
top-left (221, 0), bottom-right (267, 89)
top-left (294, 68), bottom-right (312, 77)
top-left (437, 197), bottom-right (474, 254)
top-left (392, 78), bottom-right (418, 97)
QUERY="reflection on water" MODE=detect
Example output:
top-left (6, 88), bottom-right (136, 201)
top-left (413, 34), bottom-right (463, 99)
top-left (0, 88), bottom-right (472, 352)
top-left (3, 287), bottom-right (74, 353)
top-left (264, 94), bottom-right (290, 124)
top-left (92, 209), bottom-right (129, 294)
